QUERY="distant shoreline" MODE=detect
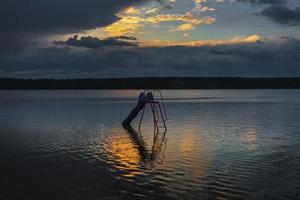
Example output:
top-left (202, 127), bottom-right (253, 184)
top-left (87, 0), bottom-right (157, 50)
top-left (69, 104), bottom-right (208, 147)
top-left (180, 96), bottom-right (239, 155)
top-left (1, 77), bottom-right (300, 89)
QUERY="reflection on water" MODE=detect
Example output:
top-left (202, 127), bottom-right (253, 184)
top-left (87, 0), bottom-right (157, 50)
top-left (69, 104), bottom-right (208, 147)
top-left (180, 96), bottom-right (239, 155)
top-left (104, 128), bottom-right (142, 178)
top-left (244, 130), bottom-right (257, 151)
top-left (1, 90), bottom-right (300, 200)
top-left (103, 125), bottom-right (167, 179)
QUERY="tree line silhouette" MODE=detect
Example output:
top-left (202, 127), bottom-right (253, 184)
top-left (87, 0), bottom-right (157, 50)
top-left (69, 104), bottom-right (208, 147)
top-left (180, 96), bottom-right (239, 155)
top-left (1, 77), bottom-right (300, 89)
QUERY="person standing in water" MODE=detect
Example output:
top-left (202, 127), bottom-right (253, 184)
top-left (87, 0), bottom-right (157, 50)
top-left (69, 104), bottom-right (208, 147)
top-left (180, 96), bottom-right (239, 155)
top-left (122, 91), bottom-right (153, 127)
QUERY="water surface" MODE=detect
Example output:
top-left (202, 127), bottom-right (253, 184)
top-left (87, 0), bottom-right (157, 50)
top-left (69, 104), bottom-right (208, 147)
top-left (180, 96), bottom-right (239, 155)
top-left (1, 90), bottom-right (300, 200)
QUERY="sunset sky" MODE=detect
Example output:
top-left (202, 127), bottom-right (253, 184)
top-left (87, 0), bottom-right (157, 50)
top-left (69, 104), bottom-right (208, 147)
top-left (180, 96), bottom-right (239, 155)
top-left (0, 0), bottom-right (300, 78)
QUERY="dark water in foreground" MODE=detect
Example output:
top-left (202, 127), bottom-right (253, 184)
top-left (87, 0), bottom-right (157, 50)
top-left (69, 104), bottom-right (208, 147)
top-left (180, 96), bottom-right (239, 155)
top-left (1, 90), bottom-right (300, 200)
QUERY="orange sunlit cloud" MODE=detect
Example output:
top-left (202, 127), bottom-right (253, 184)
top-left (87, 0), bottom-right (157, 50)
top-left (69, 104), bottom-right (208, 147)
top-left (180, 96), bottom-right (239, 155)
top-left (170, 23), bottom-right (195, 32)
top-left (123, 6), bottom-right (141, 15)
top-left (103, 12), bottom-right (215, 37)
top-left (59, 0), bottom-right (260, 48)
top-left (140, 34), bottom-right (261, 47)
top-left (102, 2), bottom-right (216, 37)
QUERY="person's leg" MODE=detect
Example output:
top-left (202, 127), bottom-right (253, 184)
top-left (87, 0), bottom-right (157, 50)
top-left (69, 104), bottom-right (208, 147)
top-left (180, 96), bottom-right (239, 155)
top-left (122, 92), bottom-right (146, 126)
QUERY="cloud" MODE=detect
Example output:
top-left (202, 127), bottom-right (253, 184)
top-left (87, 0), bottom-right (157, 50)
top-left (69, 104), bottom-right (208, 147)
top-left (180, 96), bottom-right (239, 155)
top-left (143, 13), bottom-right (215, 25)
top-left (144, 0), bottom-right (176, 16)
top-left (0, 0), bottom-right (147, 51)
top-left (1, 36), bottom-right (299, 78)
top-left (260, 5), bottom-right (300, 25)
top-left (123, 7), bottom-right (141, 15)
top-left (144, 5), bottom-right (175, 15)
top-left (54, 35), bottom-right (138, 49)
top-left (236, 0), bottom-right (287, 5)
top-left (170, 23), bottom-right (195, 32)
top-left (103, 12), bottom-right (215, 37)
top-left (112, 36), bottom-right (138, 41)
top-left (193, 0), bottom-right (215, 12)
top-left (53, 34), bottom-right (259, 51)
top-left (101, 0), bottom-right (216, 37)
top-left (140, 35), bottom-right (261, 46)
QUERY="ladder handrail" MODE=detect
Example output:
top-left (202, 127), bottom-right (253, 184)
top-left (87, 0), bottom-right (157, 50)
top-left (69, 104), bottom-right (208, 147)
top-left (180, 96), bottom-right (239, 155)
top-left (138, 90), bottom-right (167, 133)
top-left (142, 90), bottom-right (167, 121)
top-left (153, 90), bottom-right (168, 121)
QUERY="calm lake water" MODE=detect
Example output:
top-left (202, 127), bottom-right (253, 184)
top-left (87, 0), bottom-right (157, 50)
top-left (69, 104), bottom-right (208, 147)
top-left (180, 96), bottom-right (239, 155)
top-left (1, 90), bottom-right (300, 200)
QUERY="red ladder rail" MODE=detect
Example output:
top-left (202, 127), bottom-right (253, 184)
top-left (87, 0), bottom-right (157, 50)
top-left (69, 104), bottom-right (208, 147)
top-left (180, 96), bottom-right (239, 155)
top-left (138, 90), bottom-right (167, 134)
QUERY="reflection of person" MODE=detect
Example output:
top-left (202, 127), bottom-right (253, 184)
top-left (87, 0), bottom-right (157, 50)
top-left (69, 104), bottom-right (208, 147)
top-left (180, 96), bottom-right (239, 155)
top-left (123, 124), bottom-right (166, 165)
top-left (122, 91), bottom-right (153, 127)
top-left (123, 125), bottom-right (148, 161)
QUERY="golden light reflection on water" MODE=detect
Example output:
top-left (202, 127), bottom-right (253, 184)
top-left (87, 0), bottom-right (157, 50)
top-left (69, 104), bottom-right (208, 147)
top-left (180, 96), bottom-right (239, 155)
top-left (177, 127), bottom-right (214, 180)
top-left (101, 121), bottom-right (216, 184)
top-left (104, 129), bottom-right (142, 178)
top-left (179, 131), bottom-right (195, 154)
top-left (244, 130), bottom-right (257, 151)
top-left (103, 126), bottom-right (167, 178)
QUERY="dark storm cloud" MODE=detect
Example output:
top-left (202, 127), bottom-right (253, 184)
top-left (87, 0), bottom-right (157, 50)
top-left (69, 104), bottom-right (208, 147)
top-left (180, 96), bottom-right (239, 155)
top-left (0, 0), bottom-right (147, 50)
top-left (112, 36), bottom-right (138, 41)
top-left (260, 5), bottom-right (300, 25)
top-left (236, 0), bottom-right (287, 5)
top-left (54, 35), bottom-right (138, 49)
top-left (1, 37), bottom-right (300, 78)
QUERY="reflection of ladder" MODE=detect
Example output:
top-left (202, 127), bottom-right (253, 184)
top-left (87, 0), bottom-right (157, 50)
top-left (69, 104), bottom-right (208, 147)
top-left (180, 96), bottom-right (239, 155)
top-left (138, 90), bottom-right (168, 133)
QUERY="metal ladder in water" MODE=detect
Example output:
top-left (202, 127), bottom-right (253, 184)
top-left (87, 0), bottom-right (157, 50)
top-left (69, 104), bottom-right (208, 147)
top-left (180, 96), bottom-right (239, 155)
top-left (138, 90), bottom-right (168, 133)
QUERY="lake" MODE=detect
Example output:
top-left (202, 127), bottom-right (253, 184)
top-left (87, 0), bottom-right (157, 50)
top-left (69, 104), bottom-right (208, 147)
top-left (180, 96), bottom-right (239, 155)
top-left (1, 90), bottom-right (300, 200)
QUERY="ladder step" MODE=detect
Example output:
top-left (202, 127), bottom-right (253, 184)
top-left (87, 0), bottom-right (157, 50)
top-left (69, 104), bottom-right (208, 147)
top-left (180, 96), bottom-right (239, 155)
top-left (156, 123), bottom-right (166, 125)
